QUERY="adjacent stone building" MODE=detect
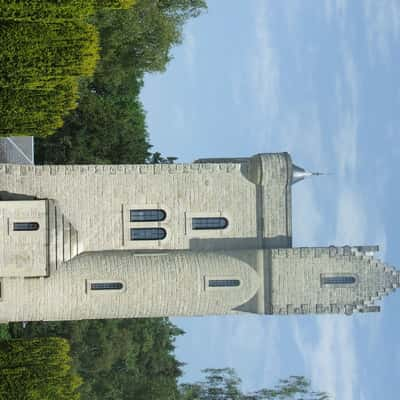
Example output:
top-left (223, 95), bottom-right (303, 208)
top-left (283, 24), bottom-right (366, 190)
top-left (0, 150), bottom-right (398, 322)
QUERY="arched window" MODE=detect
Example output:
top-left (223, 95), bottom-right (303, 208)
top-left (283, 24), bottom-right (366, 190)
top-left (321, 275), bottom-right (356, 285)
top-left (192, 217), bottom-right (228, 230)
top-left (130, 209), bottom-right (166, 222)
top-left (130, 228), bottom-right (166, 241)
top-left (13, 222), bottom-right (39, 231)
top-left (208, 279), bottom-right (240, 287)
top-left (90, 282), bottom-right (124, 291)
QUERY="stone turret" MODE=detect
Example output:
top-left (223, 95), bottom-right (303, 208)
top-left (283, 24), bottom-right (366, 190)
top-left (0, 250), bottom-right (261, 322)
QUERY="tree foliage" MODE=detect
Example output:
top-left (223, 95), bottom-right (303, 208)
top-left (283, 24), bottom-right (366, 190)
top-left (0, 337), bottom-right (82, 400)
top-left (0, 19), bottom-right (99, 137)
top-left (0, 0), bottom-right (136, 20)
top-left (35, 0), bottom-right (207, 163)
top-left (0, 0), bottom-right (139, 138)
top-left (179, 368), bottom-right (331, 400)
top-left (8, 319), bottom-right (184, 400)
top-left (0, 21), bottom-right (99, 87)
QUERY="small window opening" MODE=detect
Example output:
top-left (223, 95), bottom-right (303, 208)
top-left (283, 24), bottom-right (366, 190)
top-left (321, 275), bottom-right (356, 285)
top-left (192, 217), bottom-right (228, 230)
top-left (130, 209), bottom-right (166, 222)
top-left (208, 279), bottom-right (240, 287)
top-left (13, 222), bottom-right (39, 231)
top-left (90, 282), bottom-right (124, 291)
top-left (130, 228), bottom-right (166, 241)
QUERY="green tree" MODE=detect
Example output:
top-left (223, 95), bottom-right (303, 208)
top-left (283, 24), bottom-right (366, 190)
top-left (35, 0), bottom-right (207, 163)
top-left (179, 368), bottom-right (330, 400)
top-left (8, 318), bottom-right (184, 400)
top-left (94, 0), bottom-right (207, 76)
top-left (0, 13), bottom-right (100, 137)
top-left (0, 0), bottom-right (139, 138)
top-left (0, 0), bottom-right (136, 20)
top-left (0, 21), bottom-right (100, 88)
top-left (0, 337), bottom-right (82, 400)
top-left (148, 151), bottom-right (178, 164)
top-left (34, 79), bottom-right (150, 163)
top-left (0, 19), bottom-right (99, 137)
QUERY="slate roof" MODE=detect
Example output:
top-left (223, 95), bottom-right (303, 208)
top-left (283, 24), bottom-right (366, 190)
top-left (0, 136), bottom-right (34, 164)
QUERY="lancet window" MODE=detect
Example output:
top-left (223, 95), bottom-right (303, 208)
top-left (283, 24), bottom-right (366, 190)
top-left (321, 275), bottom-right (356, 286)
top-left (208, 279), bottom-right (240, 287)
top-left (90, 282), bottom-right (124, 291)
top-left (13, 222), bottom-right (39, 231)
top-left (130, 209), bottom-right (166, 222)
top-left (192, 217), bottom-right (228, 230)
top-left (130, 228), bottom-right (166, 241)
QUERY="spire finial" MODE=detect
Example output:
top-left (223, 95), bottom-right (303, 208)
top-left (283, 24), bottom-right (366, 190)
top-left (292, 163), bottom-right (330, 184)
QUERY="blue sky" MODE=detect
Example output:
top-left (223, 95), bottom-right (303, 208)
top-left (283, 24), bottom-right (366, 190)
top-left (140, 1), bottom-right (400, 399)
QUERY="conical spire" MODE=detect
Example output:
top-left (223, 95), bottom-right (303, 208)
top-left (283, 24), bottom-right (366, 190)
top-left (292, 164), bottom-right (326, 184)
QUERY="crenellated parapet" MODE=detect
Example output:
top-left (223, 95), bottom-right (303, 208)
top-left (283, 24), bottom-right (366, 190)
top-left (267, 246), bottom-right (400, 315)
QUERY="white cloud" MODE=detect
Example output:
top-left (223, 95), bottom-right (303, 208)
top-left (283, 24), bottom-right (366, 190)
top-left (294, 317), bottom-right (359, 400)
top-left (246, 4), bottom-right (390, 400)
top-left (334, 0), bottom-right (347, 16)
top-left (184, 30), bottom-right (196, 72)
top-left (374, 226), bottom-right (387, 261)
top-left (333, 113), bottom-right (358, 179)
top-left (324, 0), bottom-right (348, 29)
top-left (289, 34), bottom-right (390, 400)
top-left (292, 183), bottom-right (323, 247)
top-left (342, 51), bottom-right (359, 111)
top-left (172, 104), bottom-right (186, 131)
top-left (174, 316), bottom-right (281, 392)
top-left (281, 0), bottom-right (302, 34)
top-left (335, 189), bottom-right (367, 245)
top-left (259, 319), bottom-right (281, 385)
top-left (324, 0), bottom-right (333, 22)
top-left (224, 317), bottom-right (282, 391)
top-left (251, 0), bottom-right (281, 122)
top-left (230, 70), bottom-right (242, 107)
top-left (278, 105), bottom-right (325, 168)
top-left (363, 0), bottom-right (400, 65)
top-left (334, 48), bottom-right (359, 179)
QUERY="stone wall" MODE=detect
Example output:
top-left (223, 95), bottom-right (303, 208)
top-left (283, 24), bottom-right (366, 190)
top-left (269, 246), bottom-right (398, 315)
top-left (0, 250), bottom-right (261, 321)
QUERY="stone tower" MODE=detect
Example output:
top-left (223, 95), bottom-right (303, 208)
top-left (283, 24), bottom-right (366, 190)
top-left (0, 153), bottom-right (398, 322)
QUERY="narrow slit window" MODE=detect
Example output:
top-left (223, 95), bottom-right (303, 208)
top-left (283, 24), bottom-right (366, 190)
top-left (90, 282), bottom-right (124, 291)
top-left (208, 279), bottom-right (240, 287)
top-left (321, 275), bottom-right (356, 285)
top-left (130, 228), bottom-right (166, 241)
top-left (13, 222), bottom-right (39, 231)
top-left (192, 217), bottom-right (228, 230)
top-left (130, 209), bottom-right (166, 222)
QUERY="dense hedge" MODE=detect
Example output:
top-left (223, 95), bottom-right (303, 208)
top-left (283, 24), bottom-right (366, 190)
top-left (0, 21), bottom-right (99, 87)
top-left (0, 20), bottom-right (99, 137)
top-left (8, 319), bottom-right (183, 400)
top-left (35, 0), bottom-right (207, 163)
top-left (0, 337), bottom-right (82, 400)
top-left (0, 0), bottom-right (135, 20)
top-left (0, 0), bottom-right (136, 138)
top-left (0, 81), bottom-right (79, 137)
